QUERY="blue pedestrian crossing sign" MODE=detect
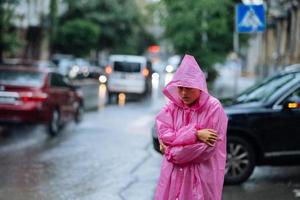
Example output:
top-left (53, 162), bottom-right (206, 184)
top-left (236, 4), bottom-right (266, 33)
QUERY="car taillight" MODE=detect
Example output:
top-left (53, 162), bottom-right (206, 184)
top-left (105, 65), bottom-right (112, 74)
top-left (20, 92), bottom-right (48, 103)
top-left (142, 68), bottom-right (149, 77)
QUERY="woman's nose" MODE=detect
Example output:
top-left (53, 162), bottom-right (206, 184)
top-left (182, 88), bottom-right (188, 94)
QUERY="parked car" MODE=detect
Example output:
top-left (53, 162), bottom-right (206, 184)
top-left (152, 64), bottom-right (300, 185)
top-left (88, 65), bottom-right (104, 80)
top-left (51, 55), bottom-right (75, 77)
top-left (106, 54), bottom-right (152, 102)
top-left (0, 65), bottom-right (84, 136)
top-left (68, 58), bottom-right (92, 79)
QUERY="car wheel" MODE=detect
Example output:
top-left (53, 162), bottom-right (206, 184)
top-left (48, 109), bottom-right (60, 137)
top-left (107, 92), bottom-right (118, 104)
top-left (75, 104), bottom-right (84, 124)
top-left (153, 137), bottom-right (161, 154)
top-left (224, 136), bottom-right (256, 185)
top-left (143, 81), bottom-right (152, 98)
top-left (107, 92), bottom-right (113, 104)
top-left (147, 81), bottom-right (152, 95)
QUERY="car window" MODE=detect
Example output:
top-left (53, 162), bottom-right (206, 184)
top-left (281, 87), bottom-right (300, 104)
top-left (236, 73), bottom-right (296, 103)
top-left (50, 73), bottom-right (69, 88)
top-left (0, 70), bottom-right (44, 87)
top-left (113, 61), bottom-right (141, 72)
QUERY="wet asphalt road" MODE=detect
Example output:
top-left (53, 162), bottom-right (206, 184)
top-left (0, 80), bottom-right (300, 200)
top-left (0, 102), bottom-right (161, 200)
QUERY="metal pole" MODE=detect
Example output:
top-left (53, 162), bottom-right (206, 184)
top-left (233, 4), bottom-right (240, 97)
top-left (233, 32), bottom-right (239, 97)
top-left (234, 31), bottom-right (239, 54)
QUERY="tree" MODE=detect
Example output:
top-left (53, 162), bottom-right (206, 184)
top-left (49, 0), bottom-right (58, 52)
top-left (55, 0), bottom-right (155, 55)
top-left (160, 0), bottom-right (234, 81)
top-left (0, 0), bottom-right (20, 62)
top-left (55, 19), bottom-right (100, 57)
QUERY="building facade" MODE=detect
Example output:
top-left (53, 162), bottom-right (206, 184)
top-left (13, 0), bottom-right (66, 60)
top-left (245, 0), bottom-right (300, 78)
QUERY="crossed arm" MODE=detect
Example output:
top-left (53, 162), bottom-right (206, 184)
top-left (156, 104), bottom-right (227, 165)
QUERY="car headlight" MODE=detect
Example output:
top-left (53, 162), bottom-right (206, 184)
top-left (165, 65), bottom-right (174, 73)
top-left (99, 75), bottom-right (107, 83)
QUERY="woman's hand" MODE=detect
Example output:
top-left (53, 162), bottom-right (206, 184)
top-left (159, 140), bottom-right (167, 154)
top-left (196, 129), bottom-right (218, 147)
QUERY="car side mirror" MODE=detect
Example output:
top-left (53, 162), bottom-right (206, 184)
top-left (283, 101), bottom-right (299, 110)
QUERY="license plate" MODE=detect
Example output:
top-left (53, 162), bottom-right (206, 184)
top-left (0, 91), bottom-right (19, 104)
top-left (0, 96), bottom-right (16, 104)
top-left (121, 74), bottom-right (127, 79)
top-left (115, 73), bottom-right (139, 79)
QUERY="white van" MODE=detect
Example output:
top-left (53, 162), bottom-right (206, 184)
top-left (106, 55), bottom-right (152, 101)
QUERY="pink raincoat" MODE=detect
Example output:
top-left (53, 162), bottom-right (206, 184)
top-left (155, 55), bottom-right (228, 200)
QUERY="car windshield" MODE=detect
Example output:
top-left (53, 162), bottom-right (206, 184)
top-left (0, 70), bottom-right (44, 87)
top-left (114, 61), bottom-right (141, 72)
top-left (235, 73), bottom-right (295, 103)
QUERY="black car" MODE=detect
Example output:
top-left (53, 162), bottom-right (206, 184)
top-left (152, 64), bottom-right (300, 185)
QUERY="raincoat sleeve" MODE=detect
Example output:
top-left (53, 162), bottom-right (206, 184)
top-left (165, 105), bottom-right (228, 164)
top-left (156, 103), bottom-right (197, 146)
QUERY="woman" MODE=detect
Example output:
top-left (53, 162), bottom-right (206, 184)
top-left (155, 55), bottom-right (228, 200)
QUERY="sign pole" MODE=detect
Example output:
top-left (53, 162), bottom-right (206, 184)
top-left (234, 3), bottom-right (265, 97)
top-left (234, 4), bottom-right (239, 54)
top-left (234, 32), bottom-right (239, 54)
top-left (233, 5), bottom-right (240, 97)
top-left (233, 31), bottom-right (240, 97)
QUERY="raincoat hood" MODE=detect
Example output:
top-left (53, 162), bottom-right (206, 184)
top-left (163, 54), bottom-right (209, 109)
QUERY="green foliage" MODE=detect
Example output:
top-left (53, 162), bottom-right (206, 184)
top-left (0, 0), bottom-right (21, 61)
top-left (55, 19), bottom-right (100, 56)
top-left (55, 0), bottom-right (154, 55)
top-left (160, 0), bottom-right (234, 81)
top-left (2, 27), bottom-right (21, 54)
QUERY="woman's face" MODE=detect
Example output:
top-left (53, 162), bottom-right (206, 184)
top-left (178, 86), bottom-right (201, 106)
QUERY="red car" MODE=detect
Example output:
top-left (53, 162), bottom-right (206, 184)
top-left (0, 66), bottom-right (84, 136)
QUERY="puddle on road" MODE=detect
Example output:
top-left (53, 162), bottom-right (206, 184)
top-left (98, 84), bottom-right (107, 109)
top-left (118, 93), bottom-right (126, 106)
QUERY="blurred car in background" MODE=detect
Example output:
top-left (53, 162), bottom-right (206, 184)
top-left (68, 58), bottom-right (90, 79)
top-left (164, 55), bottom-right (181, 73)
top-left (52, 54), bottom-right (75, 77)
top-left (152, 64), bottom-right (300, 185)
top-left (0, 65), bottom-right (84, 136)
top-left (52, 55), bottom-right (103, 80)
top-left (105, 54), bottom-right (152, 102)
top-left (88, 65), bottom-right (103, 80)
